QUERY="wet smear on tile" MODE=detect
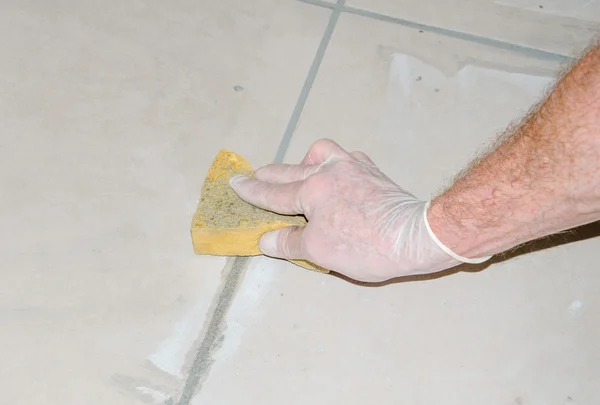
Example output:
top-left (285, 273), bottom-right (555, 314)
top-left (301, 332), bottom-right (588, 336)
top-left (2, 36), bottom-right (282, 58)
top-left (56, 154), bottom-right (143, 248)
top-left (147, 262), bottom-right (225, 379)
top-left (211, 257), bottom-right (278, 363)
top-left (137, 386), bottom-right (173, 404)
top-left (380, 53), bottom-right (553, 196)
top-left (568, 299), bottom-right (583, 317)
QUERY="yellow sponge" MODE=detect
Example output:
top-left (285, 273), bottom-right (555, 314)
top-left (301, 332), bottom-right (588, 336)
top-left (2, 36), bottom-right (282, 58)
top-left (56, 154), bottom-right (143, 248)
top-left (190, 149), bottom-right (327, 273)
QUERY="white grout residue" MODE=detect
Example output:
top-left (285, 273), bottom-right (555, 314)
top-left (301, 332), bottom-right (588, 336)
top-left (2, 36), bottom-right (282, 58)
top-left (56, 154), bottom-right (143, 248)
top-left (136, 387), bottom-right (171, 404)
top-left (213, 256), bottom-right (278, 362)
top-left (569, 300), bottom-right (583, 317)
top-left (388, 54), bottom-right (416, 99)
top-left (148, 298), bottom-right (210, 378)
top-left (381, 52), bottom-right (552, 198)
top-left (148, 258), bottom-right (225, 378)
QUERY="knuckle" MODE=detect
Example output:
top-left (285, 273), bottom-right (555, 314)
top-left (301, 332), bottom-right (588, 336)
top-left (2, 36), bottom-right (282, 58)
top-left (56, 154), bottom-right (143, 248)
top-left (350, 151), bottom-right (373, 164)
top-left (311, 138), bottom-right (335, 151)
top-left (307, 139), bottom-right (340, 163)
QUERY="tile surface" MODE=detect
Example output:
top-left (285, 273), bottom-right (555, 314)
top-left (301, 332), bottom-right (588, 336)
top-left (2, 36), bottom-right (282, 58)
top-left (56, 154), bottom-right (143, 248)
top-left (348, 0), bottom-right (600, 56)
top-left (2, 0), bottom-right (599, 404)
top-left (193, 12), bottom-right (600, 405)
top-left (0, 1), bottom-right (328, 404)
top-left (496, 0), bottom-right (600, 21)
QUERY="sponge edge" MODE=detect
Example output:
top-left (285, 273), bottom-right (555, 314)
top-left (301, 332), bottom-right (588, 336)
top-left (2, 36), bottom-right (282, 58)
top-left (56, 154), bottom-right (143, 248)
top-left (191, 149), bottom-right (328, 274)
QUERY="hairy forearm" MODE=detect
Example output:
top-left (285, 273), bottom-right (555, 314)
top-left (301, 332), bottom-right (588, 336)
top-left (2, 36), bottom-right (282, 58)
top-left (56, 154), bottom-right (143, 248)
top-left (428, 43), bottom-right (600, 259)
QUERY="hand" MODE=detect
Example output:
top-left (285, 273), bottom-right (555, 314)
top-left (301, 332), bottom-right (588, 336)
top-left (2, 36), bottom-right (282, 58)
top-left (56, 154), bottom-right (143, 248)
top-left (230, 139), bottom-right (463, 281)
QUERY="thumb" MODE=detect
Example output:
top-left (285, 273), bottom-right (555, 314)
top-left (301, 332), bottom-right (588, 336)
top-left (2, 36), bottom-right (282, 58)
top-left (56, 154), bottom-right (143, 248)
top-left (259, 226), bottom-right (305, 260)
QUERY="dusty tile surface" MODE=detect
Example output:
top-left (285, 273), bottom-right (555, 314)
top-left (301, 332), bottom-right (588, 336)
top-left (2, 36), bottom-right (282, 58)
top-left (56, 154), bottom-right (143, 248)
top-left (348, 0), bottom-right (600, 56)
top-left (0, 1), bottom-right (328, 404)
top-left (193, 12), bottom-right (600, 405)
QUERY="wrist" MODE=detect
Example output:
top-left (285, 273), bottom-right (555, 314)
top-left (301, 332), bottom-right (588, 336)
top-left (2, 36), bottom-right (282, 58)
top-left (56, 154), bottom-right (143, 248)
top-left (423, 200), bottom-right (491, 264)
top-left (426, 194), bottom-right (496, 259)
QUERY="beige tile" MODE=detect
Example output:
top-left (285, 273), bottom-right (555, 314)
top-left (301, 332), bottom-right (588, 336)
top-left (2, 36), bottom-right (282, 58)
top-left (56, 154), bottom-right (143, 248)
top-left (193, 13), bottom-right (600, 404)
top-left (496, 0), bottom-right (600, 21)
top-left (0, 1), bottom-right (329, 404)
top-left (347, 0), bottom-right (600, 56)
top-left (196, 250), bottom-right (599, 404)
top-left (288, 13), bottom-right (561, 199)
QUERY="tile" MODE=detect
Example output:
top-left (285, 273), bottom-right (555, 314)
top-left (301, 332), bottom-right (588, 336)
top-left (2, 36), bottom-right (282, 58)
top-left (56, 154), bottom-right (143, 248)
top-left (193, 13), bottom-right (600, 404)
top-left (288, 13), bottom-right (561, 199)
top-left (0, 1), bottom-right (329, 404)
top-left (496, 0), bottom-right (600, 21)
top-left (347, 0), bottom-right (600, 56)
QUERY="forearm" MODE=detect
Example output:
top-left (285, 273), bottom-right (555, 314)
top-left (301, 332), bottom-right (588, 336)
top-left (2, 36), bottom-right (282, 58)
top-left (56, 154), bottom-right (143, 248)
top-left (428, 43), bottom-right (600, 259)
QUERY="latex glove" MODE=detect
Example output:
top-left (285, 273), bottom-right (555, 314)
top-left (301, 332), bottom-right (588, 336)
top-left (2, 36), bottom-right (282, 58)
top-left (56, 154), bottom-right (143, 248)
top-left (230, 139), bottom-right (483, 282)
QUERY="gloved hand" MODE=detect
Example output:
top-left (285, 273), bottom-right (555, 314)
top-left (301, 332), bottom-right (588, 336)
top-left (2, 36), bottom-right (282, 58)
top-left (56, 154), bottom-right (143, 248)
top-left (230, 139), bottom-right (487, 282)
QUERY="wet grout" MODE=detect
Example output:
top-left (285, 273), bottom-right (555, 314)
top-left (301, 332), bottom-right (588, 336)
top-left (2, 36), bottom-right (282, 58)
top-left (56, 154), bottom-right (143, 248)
top-left (176, 257), bottom-right (249, 405)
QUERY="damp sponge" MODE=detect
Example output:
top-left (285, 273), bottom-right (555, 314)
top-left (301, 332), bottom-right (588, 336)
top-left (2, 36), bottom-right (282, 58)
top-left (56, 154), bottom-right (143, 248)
top-left (190, 149), bottom-right (327, 273)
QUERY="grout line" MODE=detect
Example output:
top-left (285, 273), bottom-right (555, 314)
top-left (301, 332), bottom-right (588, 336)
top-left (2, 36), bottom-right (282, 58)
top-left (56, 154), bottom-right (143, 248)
top-left (178, 0), bottom-right (573, 402)
top-left (273, 0), bottom-right (346, 164)
top-left (176, 2), bottom-right (345, 404)
top-left (297, 0), bottom-right (572, 63)
top-left (177, 257), bottom-right (248, 405)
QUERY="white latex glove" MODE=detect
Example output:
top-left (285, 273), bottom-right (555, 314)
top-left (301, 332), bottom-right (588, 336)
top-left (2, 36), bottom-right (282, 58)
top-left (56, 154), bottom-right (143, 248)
top-left (230, 139), bottom-right (486, 282)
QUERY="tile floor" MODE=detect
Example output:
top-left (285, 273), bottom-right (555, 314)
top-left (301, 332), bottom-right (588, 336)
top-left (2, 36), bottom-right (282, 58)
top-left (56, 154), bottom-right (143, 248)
top-left (0, 1), bottom-right (598, 404)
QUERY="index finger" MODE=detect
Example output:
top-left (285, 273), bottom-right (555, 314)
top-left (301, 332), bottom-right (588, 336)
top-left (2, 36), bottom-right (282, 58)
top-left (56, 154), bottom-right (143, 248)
top-left (254, 163), bottom-right (319, 184)
top-left (229, 175), bottom-right (304, 215)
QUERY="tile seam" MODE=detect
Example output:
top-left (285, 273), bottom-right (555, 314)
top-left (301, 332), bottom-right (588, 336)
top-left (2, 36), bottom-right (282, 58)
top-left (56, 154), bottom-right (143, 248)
top-left (176, 1), bottom-right (345, 403)
top-left (274, 0), bottom-right (346, 164)
top-left (297, 0), bottom-right (573, 62)
top-left (176, 257), bottom-right (248, 405)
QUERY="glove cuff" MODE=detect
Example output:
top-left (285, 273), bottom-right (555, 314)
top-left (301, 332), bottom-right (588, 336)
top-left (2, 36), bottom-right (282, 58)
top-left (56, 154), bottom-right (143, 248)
top-left (423, 201), bottom-right (492, 265)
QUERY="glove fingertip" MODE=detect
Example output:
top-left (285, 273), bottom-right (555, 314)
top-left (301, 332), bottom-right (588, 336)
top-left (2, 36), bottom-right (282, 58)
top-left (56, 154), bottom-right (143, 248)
top-left (229, 175), bottom-right (250, 187)
top-left (258, 231), bottom-right (280, 257)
